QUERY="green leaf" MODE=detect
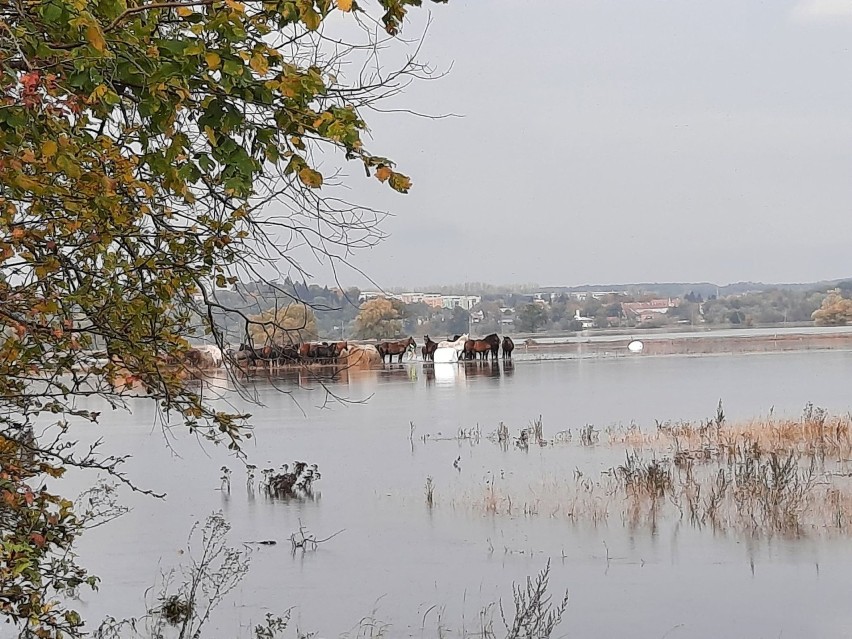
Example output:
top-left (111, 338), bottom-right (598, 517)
top-left (223, 59), bottom-right (242, 76)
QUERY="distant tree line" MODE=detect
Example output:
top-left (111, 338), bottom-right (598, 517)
top-left (203, 280), bottom-right (852, 344)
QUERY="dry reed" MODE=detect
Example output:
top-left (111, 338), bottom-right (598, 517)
top-left (449, 406), bottom-right (852, 537)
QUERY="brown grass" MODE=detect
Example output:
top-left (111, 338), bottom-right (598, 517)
top-left (611, 403), bottom-right (852, 460)
top-left (448, 406), bottom-right (852, 537)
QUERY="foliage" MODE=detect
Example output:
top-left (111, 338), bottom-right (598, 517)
top-left (515, 304), bottom-right (548, 333)
top-left (247, 304), bottom-right (318, 345)
top-left (446, 305), bottom-right (470, 335)
top-left (0, 0), bottom-right (446, 634)
top-left (812, 293), bottom-right (852, 326)
top-left (702, 289), bottom-right (825, 326)
top-left (0, 433), bottom-right (96, 638)
top-left (352, 297), bottom-right (402, 339)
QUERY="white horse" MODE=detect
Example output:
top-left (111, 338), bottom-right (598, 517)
top-left (433, 333), bottom-right (468, 363)
top-left (194, 344), bottom-right (225, 368)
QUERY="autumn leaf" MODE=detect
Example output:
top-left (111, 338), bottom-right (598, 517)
top-left (41, 140), bottom-right (57, 158)
top-left (339, 0), bottom-right (353, 11)
top-left (298, 167), bottom-right (323, 188)
top-left (86, 84), bottom-right (108, 104)
top-left (85, 23), bottom-right (106, 52)
top-left (375, 166), bottom-right (392, 182)
top-left (205, 52), bottom-right (221, 70)
top-left (389, 172), bottom-right (412, 193)
top-left (301, 6), bottom-right (321, 30)
top-left (249, 53), bottom-right (269, 75)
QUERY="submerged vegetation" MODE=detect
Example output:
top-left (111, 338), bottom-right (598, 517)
top-left (95, 512), bottom-right (567, 639)
top-left (436, 405), bottom-right (852, 537)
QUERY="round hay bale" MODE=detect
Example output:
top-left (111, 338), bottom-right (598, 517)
top-left (344, 344), bottom-right (382, 369)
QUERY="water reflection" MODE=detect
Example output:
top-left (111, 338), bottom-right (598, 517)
top-left (232, 360), bottom-right (524, 391)
top-left (462, 360), bottom-right (501, 381)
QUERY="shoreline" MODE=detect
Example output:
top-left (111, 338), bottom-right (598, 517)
top-left (517, 329), bottom-right (852, 358)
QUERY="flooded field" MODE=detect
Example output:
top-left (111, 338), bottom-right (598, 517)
top-left (70, 350), bottom-right (852, 638)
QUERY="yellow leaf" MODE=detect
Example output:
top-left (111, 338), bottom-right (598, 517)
top-left (41, 140), bottom-right (57, 158)
top-left (249, 53), bottom-right (269, 75)
top-left (338, 0), bottom-right (353, 11)
top-left (14, 174), bottom-right (41, 191)
top-left (225, 0), bottom-right (245, 11)
top-left (375, 166), bottom-right (392, 183)
top-left (86, 23), bottom-right (106, 52)
top-left (389, 172), bottom-right (412, 193)
top-left (204, 126), bottom-right (217, 146)
top-left (205, 52), bottom-right (221, 70)
top-left (298, 167), bottom-right (323, 188)
top-left (21, 149), bottom-right (36, 163)
top-left (86, 84), bottom-right (108, 104)
top-left (176, 6), bottom-right (192, 16)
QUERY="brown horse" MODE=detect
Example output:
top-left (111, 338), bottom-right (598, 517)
top-left (376, 336), bottom-right (416, 363)
top-left (298, 342), bottom-right (338, 363)
top-left (422, 335), bottom-right (438, 361)
top-left (463, 333), bottom-right (500, 360)
top-left (502, 336), bottom-right (515, 359)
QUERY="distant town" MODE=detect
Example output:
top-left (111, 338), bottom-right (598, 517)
top-left (204, 277), bottom-right (852, 344)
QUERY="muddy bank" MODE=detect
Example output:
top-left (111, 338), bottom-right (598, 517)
top-left (520, 330), bottom-right (852, 358)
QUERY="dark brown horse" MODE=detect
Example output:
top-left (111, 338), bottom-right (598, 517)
top-left (298, 342), bottom-right (337, 363)
top-left (376, 336), bottom-right (416, 363)
top-left (463, 333), bottom-right (500, 360)
top-left (263, 344), bottom-right (300, 365)
top-left (422, 335), bottom-right (438, 361)
top-left (501, 336), bottom-right (515, 359)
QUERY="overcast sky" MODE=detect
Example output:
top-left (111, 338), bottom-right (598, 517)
top-left (275, 0), bottom-right (852, 290)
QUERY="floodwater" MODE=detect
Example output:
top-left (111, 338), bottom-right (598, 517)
top-left (68, 350), bottom-right (852, 638)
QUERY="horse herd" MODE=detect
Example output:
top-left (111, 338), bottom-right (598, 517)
top-left (180, 334), bottom-right (516, 370)
top-left (420, 333), bottom-right (515, 362)
top-left (229, 341), bottom-right (350, 367)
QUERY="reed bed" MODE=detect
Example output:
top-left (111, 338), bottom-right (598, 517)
top-left (611, 403), bottom-right (852, 460)
top-left (456, 460), bottom-right (852, 536)
top-left (445, 406), bottom-right (852, 537)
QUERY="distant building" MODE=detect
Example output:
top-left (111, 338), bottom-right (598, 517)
top-left (574, 309), bottom-right (595, 329)
top-left (422, 294), bottom-right (444, 308)
top-left (399, 292), bottom-right (425, 304)
top-left (440, 295), bottom-right (481, 310)
top-left (570, 290), bottom-right (627, 301)
top-left (358, 291), bottom-right (386, 302)
top-left (359, 291), bottom-right (481, 310)
top-left (622, 298), bottom-right (680, 323)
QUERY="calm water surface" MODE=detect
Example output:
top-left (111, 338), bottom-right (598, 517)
top-left (69, 351), bottom-right (852, 638)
